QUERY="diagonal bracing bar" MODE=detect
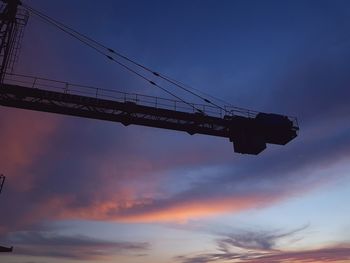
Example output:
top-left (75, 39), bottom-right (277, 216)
top-left (0, 174), bottom-right (5, 194)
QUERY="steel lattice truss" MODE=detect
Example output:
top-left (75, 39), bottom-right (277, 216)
top-left (0, 83), bottom-right (298, 154)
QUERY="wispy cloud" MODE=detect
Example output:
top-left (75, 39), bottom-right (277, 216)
top-left (216, 225), bottom-right (308, 251)
top-left (177, 245), bottom-right (350, 263)
top-left (5, 231), bottom-right (149, 260)
top-left (175, 226), bottom-right (350, 263)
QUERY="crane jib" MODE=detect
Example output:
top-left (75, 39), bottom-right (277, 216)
top-left (0, 84), bottom-right (298, 155)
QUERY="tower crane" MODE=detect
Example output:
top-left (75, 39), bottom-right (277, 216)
top-left (0, 0), bottom-right (298, 155)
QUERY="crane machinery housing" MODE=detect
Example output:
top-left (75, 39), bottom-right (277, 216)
top-left (0, 0), bottom-right (298, 155)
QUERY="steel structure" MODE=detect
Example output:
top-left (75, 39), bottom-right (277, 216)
top-left (0, 0), bottom-right (298, 154)
top-left (0, 174), bottom-right (13, 253)
top-left (0, 174), bottom-right (5, 194)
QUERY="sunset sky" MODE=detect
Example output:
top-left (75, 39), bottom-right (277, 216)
top-left (1, 0), bottom-right (350, 262)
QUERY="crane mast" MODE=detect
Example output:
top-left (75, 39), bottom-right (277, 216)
top-left (0, 0), bottom-right (298, 155)
top-left (0, 0), bottom-right (26, 82)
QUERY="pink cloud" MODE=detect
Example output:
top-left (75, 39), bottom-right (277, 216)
top-left (245, 246), bottom-right (350, 263)
top-left (0, 107), bottom-right (60, 191)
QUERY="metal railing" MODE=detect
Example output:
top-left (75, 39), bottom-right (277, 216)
top-left (3, 73), bottom-right (258, 118)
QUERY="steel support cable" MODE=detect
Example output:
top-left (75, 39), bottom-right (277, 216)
top-left (22, 3), bottom-right (229, 113)
top-left (160, 74), bottom-right (234, 107)
top-left (164, 75), bottom-right (260, 114)
top-left (23, 5), bottom-right (204, 113)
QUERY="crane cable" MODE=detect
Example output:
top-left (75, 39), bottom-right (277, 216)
top-left (23, 3), bottom-right (229, 111)
top-left (22, 4), bottom-right (206, 113)
top-left (22, 3), bottom-right (230, 113)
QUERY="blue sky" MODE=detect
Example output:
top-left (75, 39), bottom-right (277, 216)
top-left (1, 0), bottom-right (350, 262)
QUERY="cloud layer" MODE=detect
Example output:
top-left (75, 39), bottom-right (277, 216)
top-left (5, 231), bottom-right (148, 260)
top-left (177, 245), bottom-right (350, 263)
top-left (1, 1), bottom-right (350, 261)
top-left (176, 227), bottom-right (350, 263)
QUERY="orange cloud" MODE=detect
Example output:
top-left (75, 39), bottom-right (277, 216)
top-left (112, 195), bottom-right (272, 223)
top-left (32, 192), bottom-right (276, 224)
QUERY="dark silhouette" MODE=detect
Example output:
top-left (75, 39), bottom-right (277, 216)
top-left (0, 83), bottom-right (298, 154)
top-left (0, 174), bottom-right (5, 194)
top-left (0, 175), bottom-right (13, 252)
top-left (0, 246), bottom-right (13, 253)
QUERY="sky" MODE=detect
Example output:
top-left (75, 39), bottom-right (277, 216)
top-left (1, 0), bottom-right (350, 262)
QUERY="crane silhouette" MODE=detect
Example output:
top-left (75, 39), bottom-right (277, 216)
top-left (0, 0), bottom-right (298, 155)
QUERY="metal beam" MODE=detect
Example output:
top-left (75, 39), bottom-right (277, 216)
top-left (0, 245), bottom-right (13, 253)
